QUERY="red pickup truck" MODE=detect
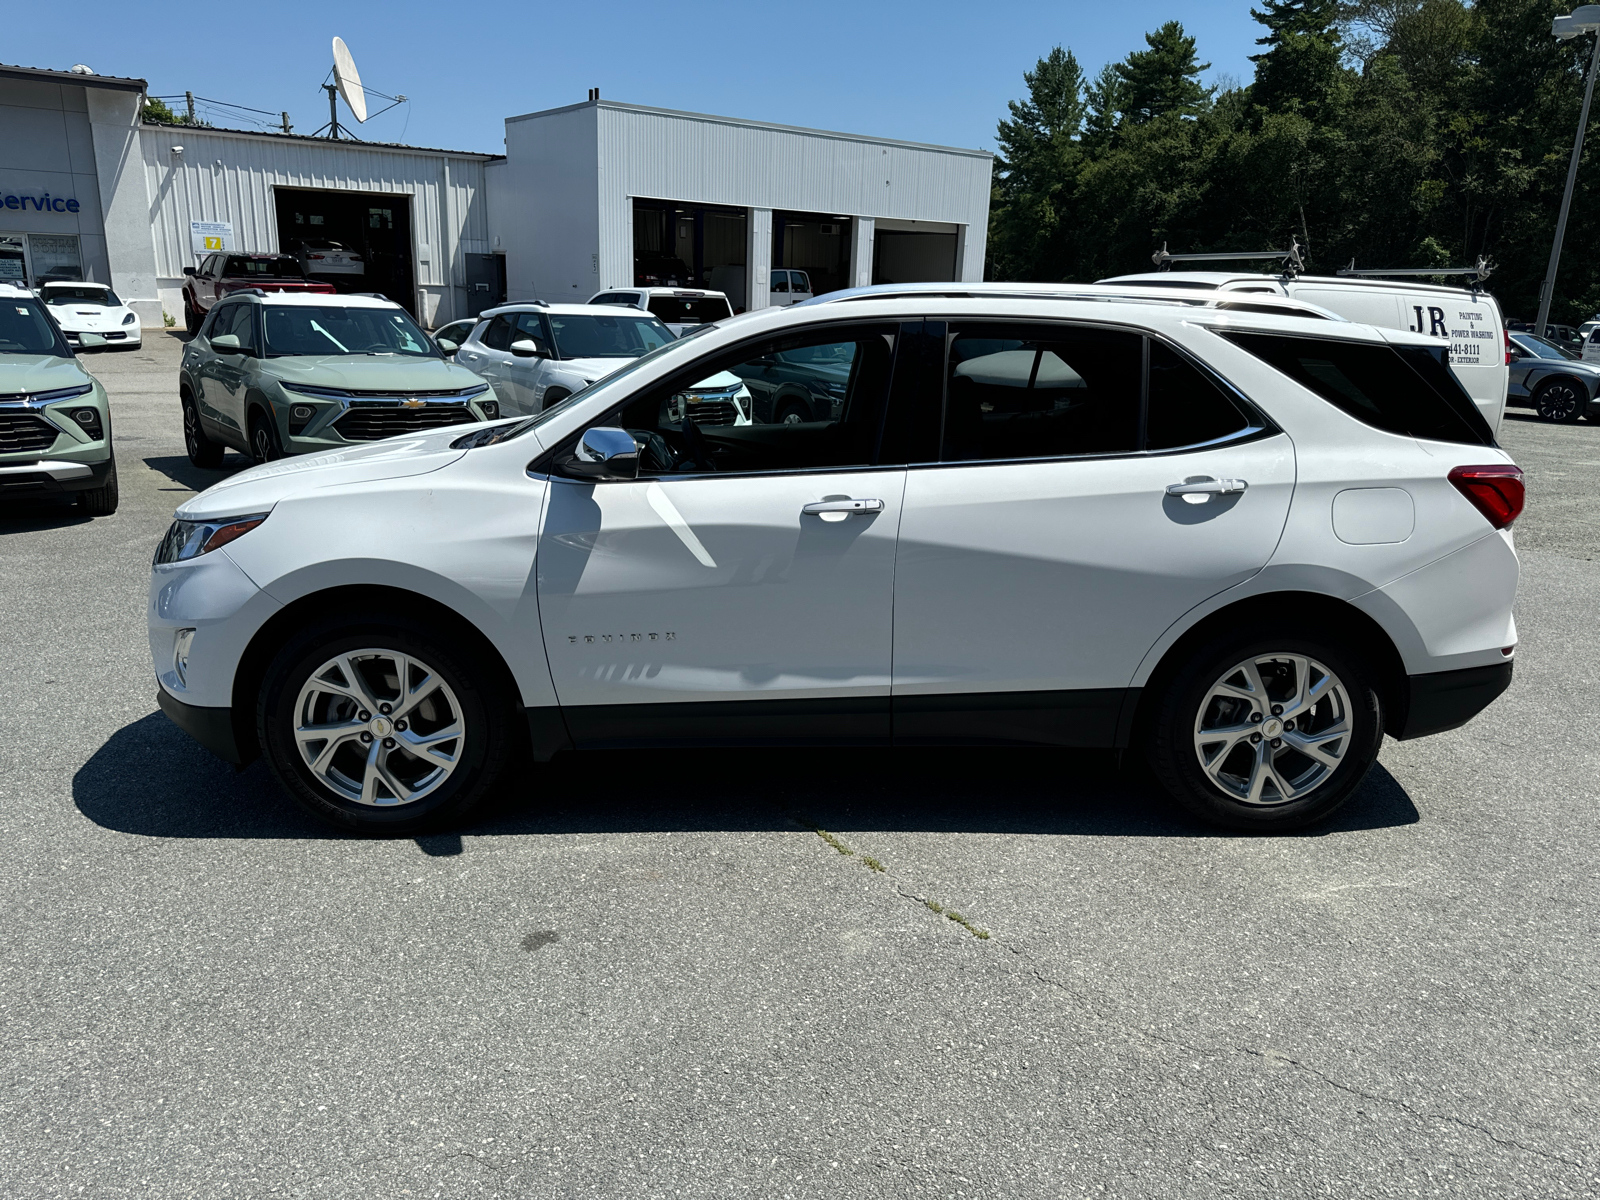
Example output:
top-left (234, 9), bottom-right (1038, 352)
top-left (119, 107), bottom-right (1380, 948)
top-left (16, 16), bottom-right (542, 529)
top-left (182, 253), bottom-right (336, 333)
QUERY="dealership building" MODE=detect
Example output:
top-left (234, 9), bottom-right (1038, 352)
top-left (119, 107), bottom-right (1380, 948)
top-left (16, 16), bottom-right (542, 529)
top-left (2, 62), bottom-right (992, 329)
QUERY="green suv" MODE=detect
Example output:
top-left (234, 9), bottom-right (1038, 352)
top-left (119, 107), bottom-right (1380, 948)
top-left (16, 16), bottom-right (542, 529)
top-left (177, 291), bottom-right (498, 466)
top-left (0, 282), bottom-right (118, 515)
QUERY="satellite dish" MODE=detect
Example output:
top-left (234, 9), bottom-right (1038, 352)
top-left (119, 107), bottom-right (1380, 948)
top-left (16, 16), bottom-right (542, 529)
top-left (332, 37), bottom-right (368, 123)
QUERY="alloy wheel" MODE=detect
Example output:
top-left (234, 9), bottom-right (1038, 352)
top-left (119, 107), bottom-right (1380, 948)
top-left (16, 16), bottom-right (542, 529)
top-left (1192, 653), bottom-right (1352, 806)
top-left (1537, 382), bottom-right (1583, 421)
top-left (292, 649), bottom-right (465, 807)
top-left (252, 423), bottom-right (278, 462)
top-left (183, 403), bottom-right (201, 457)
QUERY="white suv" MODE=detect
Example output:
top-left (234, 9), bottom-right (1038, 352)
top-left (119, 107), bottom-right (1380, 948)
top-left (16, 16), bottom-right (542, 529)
top-left (587, 288), bottom-right (735, 336)
top-left (149, 286), bottom-right (1520, 835)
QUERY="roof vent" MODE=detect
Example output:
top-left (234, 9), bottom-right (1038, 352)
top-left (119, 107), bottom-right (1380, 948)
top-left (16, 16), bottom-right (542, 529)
top-left (588, 88), bottom-right (600, 102)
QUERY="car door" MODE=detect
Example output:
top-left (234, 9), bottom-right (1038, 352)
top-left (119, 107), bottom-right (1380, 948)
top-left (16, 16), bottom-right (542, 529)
top-left (504, 311), bottom-right (553, 412)
top-left (889, 320), bottom-right (1296, 746)
top-left (1506, 338), bottom-right (1535, 399)
top-left (195, 302), bottom-right (250, 444)
top-left (210, 302), bottom-right (258, 439)
top-left (535, 321), bottom-right (906, 744)
top-left (459, 313), bottom-right (518, 411)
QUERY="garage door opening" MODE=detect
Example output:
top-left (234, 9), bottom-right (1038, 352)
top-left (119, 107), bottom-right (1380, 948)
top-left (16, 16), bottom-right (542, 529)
top-left (873, 229), bottom-right (958, 285)
top-left (774, 212), bottom-right (851, 297)
top-left (274, 188), bottom-right (416, 315)
top-left (632, 200), bottom-right (747, 308)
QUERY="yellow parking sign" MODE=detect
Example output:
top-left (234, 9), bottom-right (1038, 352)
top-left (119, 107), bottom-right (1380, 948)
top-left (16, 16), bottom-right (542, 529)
top-left (203, 236), bottom-right (223, 251)
top-left (189, 220), bottom-right (234, 255)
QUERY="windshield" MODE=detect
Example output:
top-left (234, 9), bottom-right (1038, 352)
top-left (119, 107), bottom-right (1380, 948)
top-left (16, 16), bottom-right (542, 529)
top-left (0, 298), bottom-right (71, 356)
top-left (546, 313), bottom-right (673, 359)
top-left (1513, 333), bottom-right (1575, 361)
top-left (228, 256), bottom-right (304, 278)
top-left (263, 304), bottom-right (440, 358)
top-left (45, 285), bottom-right (120, 307)
top-left (647, 295), bottom-right (734, 325)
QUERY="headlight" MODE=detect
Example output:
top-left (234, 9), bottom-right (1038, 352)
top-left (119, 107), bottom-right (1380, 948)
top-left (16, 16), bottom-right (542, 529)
top-left (122, 312), bottom-right (137, 326)
top-left (154, 512), bottom-right (270, 565)
top-left (34, 383), bottom-right (94, 403)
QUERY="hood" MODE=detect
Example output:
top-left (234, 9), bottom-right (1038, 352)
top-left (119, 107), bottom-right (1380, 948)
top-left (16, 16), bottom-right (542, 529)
top-left (0, 354), bottom-right (90, 395)
top-left (176, 427), bottom-right (469, 520)
top-left (265, 355), bottom-right (488, 393)
top-left (49, 303), bottom-right (128, 330)
top-left (555, 356), bottom-right (640, 384)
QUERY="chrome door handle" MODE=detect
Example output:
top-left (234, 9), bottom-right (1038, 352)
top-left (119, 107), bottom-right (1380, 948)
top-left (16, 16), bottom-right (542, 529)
top-left (1166, 477), bottom-right (1247, 500)
top-left (802, 498), bottom-right (884, 516)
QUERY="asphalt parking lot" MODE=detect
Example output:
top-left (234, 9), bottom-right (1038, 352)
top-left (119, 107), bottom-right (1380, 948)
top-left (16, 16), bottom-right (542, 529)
top-left (2, 331), bottom-right (1598, 1199)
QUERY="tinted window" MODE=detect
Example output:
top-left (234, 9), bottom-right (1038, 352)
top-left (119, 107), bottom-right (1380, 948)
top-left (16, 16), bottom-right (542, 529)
top-left (512, 312), bottom-right (547, 346)
top-left (545, 314), bottom-right (673, 358)
top-left (481, 315), bottom-right (513, 351)
top-left (0, 297), bottom-right (69, 356)
top-left (1513, 333), bottom-right (1574, 360)
top-left (261, 304), bottom-right (438, 358)
top-left (646, 295), bottom-right (733, 324)
top-left (225, 256), bottom-right (303, 278)
top-left (1147, 341), bottom-right (1251, 449)
top-left (224, 302), bottom-right (257, 353)
top-left (942, 324), bottom-right (1142, 461)
top-left (584, 326), bottom-right (897, 475)
top-left (1223, 332), bottom-right (1493, 445)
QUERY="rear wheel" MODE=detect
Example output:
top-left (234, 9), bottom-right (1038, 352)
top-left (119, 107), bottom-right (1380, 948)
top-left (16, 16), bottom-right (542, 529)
top-left (1533, 378), bottom-right (1586, 423)
top-left (182, 392), bottom-right (224, 468)
top-left (76, 455), bottom-right (118, 516)
top-left (258, 622), bottom-right (518, 833)
top-left (1145, 629), bottom-right (1383, 832)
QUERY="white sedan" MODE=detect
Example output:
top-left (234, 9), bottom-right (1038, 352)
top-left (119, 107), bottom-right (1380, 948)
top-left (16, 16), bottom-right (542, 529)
top-left (40, 282), bottom-right (141, 350)
top-left (149, 284), bottom-right (1520, 835)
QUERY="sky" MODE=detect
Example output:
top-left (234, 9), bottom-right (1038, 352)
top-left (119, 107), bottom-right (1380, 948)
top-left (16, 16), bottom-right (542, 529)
top-left (9, 1), bottom-right (1267, 155)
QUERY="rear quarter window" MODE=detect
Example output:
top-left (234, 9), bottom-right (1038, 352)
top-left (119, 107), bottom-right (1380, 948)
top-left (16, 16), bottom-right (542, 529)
top-left (1221, 331), bottom-right (1494, 446)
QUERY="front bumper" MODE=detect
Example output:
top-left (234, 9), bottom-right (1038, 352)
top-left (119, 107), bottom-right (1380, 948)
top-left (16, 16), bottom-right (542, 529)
top-left (0, 456), bottom-right (115, 495)
top-left (1392, 661), bottom-right (1514, 740)
top-left (156, 689), bottom-right (245, 763)
top-left (64, 329), bottom-right (140, 347)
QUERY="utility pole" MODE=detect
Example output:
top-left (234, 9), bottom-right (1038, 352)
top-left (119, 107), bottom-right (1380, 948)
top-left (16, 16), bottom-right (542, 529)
top-left (1538, 6), bottom-right (1600, 336)
top-left (281, 111), bottom-right (292, 135)
top-left (185, 91), bottom-right (195, 124)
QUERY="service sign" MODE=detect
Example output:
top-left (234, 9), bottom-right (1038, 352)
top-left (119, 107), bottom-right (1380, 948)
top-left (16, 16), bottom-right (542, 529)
top-left (1407, 300), bottom-right (1494, 366)
top-left (190, 221), bottom-right (235, 254)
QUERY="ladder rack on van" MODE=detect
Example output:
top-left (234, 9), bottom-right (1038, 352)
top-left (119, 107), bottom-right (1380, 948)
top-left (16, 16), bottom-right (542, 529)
top-left (1335, 256), bottom-right (1494, 285)
top-left (1151, 238), bottom-right (1305, 277)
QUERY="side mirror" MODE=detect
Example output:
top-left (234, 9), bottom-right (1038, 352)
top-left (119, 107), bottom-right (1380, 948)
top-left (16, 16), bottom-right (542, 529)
top-left (436, 338), bottom-right (459, 354)
top-left (564, 427), bottom-right (639, 480)
top-left (510, 338), bottom-right (548, 358)
top-left (183, 266), bottom-right (197, 277)
top-left (211, 334), bottom-right (242, 354)
top-left (79, 332), bottom-right (106, 347)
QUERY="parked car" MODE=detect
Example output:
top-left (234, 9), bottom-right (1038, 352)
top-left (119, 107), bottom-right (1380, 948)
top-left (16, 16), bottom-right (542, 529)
top-left (294, 238), bottom-right (364, 276)
top-left (727, 339), bottom-right (851, 423)
top-left (1546, 323), bottom-right (1584, 355)
top-left (768, 269), bottom-right (814, 306)
top-left (177, 291), bottom-right (499, 467)
top-left (1507, 331), bottom-right (1600, 422)
top-left (1099, 268), bottom-right (1509, 431)
top-left (0, 281), bottom-right (118, 513)
top-left (634, 254), bottom-right (693, 287)
top-left (182, 253), bottom-right (336, 334)
top-left (40, 281), bottom-right (141, 350)
top-left (151, 284), bottom-right (1518, 835)
top-left (587, 288), bottom-right (735, 337)
top-left (455, 302), bottom-right (677, 415)
top-left (431, 317), bottom-right (479, 360)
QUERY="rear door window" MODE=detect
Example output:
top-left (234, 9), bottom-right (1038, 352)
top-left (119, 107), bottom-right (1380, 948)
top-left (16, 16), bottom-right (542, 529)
top-left (1147, 342), bottom-right (1252, 449)
top-left (1221, 331), bottom-right (1493, 445)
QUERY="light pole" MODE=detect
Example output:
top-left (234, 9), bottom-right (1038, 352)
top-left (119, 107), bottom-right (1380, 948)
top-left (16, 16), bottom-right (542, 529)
top-left (1537, 5), bottom-right (1600, 336)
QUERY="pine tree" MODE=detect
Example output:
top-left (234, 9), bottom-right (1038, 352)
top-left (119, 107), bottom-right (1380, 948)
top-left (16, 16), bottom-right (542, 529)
top-left (1113, 21), bottom-right (1214, 124)
top-left (1250, 0), bottom-right (1346, 117)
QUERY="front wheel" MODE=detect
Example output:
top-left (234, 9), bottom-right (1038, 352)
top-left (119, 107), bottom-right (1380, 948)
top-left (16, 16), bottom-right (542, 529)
top-left (258, 622), bottom-right (518, 833)
top-left (1533, 378), bottom-right (1586, 423)
top-left (249, 410), bottom-right (282, 464)
top-left (1145, 630), bottom-right (1383, 832)
top-left (76, 456), bottom-right (119, 516)
top-left (184, 296), bottom-right (202, 335)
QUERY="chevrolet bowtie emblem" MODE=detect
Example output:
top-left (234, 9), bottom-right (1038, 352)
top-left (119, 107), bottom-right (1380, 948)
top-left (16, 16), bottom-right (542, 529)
top-left (402, 398), bottom-right (426, 409)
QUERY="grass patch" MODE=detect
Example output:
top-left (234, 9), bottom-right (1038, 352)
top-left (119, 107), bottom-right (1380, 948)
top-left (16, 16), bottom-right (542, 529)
top-left (860, 855), bottom-right (885, 873)
top-left (925, 898), bottom-right (989, 939)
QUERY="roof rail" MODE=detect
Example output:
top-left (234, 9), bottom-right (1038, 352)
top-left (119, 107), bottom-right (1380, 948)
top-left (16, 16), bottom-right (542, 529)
top-left (1335, 255), bottom-right (1494, 285)
top-left (1152, 238), bottom-right (1305, 277)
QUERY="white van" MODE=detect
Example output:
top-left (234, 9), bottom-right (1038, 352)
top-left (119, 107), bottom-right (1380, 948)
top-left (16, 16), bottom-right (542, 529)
top-left (1100, 270), bottom-right (1509, 431)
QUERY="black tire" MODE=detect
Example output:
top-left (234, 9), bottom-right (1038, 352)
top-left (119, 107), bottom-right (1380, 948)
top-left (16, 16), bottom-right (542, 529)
top-left (76, 455), bottom-right (119, 516)
top-left (1144, 628), bottom-right (1384, 832)
top-left (182, 392), bottom-right (224, 468)
top-left (777, 402), bottom-right (810, 425)
top-left (1533, 378), bottom-right (1586, 423)
top-left (257, 620), bottom-right (519, 834)
top-left (184, 295), bottom-right (202, 336)
top-left (249, 408), bottom-right (282, 464)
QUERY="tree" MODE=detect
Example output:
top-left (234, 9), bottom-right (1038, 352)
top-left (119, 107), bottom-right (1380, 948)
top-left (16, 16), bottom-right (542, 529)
top-left (1113, 21), bottom-right (1214, 124)
top-left (142, 97), bottom-right (209, 127)
top-left (989, 48), bottom-right (1088, 281)
top-left (1250, 0), bottom-right (1347, 115)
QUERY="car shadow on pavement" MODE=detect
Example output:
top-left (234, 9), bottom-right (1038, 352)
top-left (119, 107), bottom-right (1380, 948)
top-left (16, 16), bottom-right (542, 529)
top-left (144, 454), bottom-right (248, 493)
top-left (75, 711), bottom-right (1421, 843)
top-left (0, 496), bottom-right (93, 533)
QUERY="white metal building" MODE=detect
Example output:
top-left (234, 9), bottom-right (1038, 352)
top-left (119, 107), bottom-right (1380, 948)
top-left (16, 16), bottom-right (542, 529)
top-left (4, 64), bottom-right (992, 327)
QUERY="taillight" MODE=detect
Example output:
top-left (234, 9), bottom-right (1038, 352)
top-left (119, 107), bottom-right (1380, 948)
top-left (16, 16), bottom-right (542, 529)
top-left (1449, 464), bottom-right (1524, 529)
top-left (1504, 328), bottom-right (1513, 366)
